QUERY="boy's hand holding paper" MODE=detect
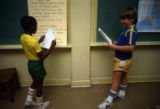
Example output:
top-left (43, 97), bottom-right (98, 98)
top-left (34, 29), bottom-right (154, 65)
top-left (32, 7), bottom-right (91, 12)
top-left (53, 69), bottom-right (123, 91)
top-left (98, 28), bottom-right (112, 44)
top-left (41, 29), bottom-right (56, 49)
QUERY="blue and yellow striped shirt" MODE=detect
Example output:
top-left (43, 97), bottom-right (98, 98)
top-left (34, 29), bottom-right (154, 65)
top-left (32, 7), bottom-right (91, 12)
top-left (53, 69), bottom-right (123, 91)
top-left (115, 25), bottom-right (138, 60)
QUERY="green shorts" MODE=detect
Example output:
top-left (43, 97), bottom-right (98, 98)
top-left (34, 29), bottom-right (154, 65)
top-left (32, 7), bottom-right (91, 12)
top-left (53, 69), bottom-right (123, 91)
top-left (28, 60), bottom-right (46, 80)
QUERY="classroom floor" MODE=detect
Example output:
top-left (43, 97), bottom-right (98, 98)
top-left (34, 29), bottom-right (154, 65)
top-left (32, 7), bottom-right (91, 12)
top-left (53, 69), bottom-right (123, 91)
top-left (0, 82), bottom-right (160, 109)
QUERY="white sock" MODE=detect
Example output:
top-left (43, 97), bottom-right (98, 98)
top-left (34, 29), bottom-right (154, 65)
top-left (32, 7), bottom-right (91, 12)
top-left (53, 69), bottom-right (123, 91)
top-left (36, 96), bottom-right (50, 109)
top-left (118, 85), bottom-right (127, 97)
top-left (118, 90), bottom-right (125, 97)
top-left (106, 96), bottom-right (113, 104)
top-left (26, 87), bottom-right (35, 102)
top-left (106, 90), bottom-right (117, 103)
top-left (36, 96), bottom-right (43, 103)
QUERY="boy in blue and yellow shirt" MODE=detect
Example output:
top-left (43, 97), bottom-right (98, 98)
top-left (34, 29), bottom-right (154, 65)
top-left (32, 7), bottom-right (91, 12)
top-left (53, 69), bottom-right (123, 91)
top-left (20, 16), bottom-right (56, 109)
top-left (98, 7), bottom-right (138, 109)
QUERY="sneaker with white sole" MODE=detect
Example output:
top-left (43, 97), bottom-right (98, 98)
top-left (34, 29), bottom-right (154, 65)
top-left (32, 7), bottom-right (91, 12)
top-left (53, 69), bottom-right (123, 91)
top-left (37, 101), bottom-right (50, 109)
top-left (117, 91), bottom-right (125, 99)
top-left (98, 100), bottom-right (112, 109)
top-left (117, 95), bottom-right (125, 99)
top-left (24, 101), bottom-right (37, 108)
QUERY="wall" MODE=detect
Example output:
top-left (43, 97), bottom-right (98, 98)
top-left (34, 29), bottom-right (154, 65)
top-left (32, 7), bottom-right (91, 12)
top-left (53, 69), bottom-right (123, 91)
top-left (0, 0), bottom-right (160, 87)
top-left (90, 46), bottom-right (160, 84)
top-left (0, 49), bottom-right (71, 86)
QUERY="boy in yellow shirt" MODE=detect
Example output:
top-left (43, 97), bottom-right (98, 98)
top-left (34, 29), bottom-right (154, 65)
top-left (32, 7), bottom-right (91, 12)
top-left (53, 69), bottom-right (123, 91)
top-left (20, 16), bottom-right (56, 109)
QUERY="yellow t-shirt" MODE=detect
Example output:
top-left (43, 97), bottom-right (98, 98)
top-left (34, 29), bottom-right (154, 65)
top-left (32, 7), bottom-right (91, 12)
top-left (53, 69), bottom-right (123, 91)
top-left (20, 34), bottom-right (42, 61)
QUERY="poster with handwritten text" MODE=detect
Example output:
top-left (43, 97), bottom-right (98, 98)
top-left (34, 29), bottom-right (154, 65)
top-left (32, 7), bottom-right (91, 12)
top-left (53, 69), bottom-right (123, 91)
top-left (28, 0), bottom-right (67, 47)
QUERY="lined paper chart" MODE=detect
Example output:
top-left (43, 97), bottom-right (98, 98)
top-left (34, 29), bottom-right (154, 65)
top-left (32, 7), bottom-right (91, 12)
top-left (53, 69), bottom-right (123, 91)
top-left (28, 0), bottom-right (67, 47)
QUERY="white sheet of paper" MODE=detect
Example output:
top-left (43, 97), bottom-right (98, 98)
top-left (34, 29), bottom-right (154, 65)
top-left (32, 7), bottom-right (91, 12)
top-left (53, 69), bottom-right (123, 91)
top-left (41, 29), bottom-right (56, 49)
top-left (98, 28), bottom-right (112, 44)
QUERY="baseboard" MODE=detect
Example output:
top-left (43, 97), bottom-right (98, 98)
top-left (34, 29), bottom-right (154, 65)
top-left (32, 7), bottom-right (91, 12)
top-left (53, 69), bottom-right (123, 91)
top-left (71, 80), bottom-right (91, 88)
top-left (127, 75), bottom-right (160, 83)
top-left (91, 77), bottom-right (112, 84)
top-left (20, 80), bottom-right (33, 86)
top-left (20, 75), bottom-right (160, 87)
top-left (44, 79), bottom-right (71, 86)
top-left (20, 79), bottom-right (71, 86)
top-left (91, 75), bottom-right (160, 85)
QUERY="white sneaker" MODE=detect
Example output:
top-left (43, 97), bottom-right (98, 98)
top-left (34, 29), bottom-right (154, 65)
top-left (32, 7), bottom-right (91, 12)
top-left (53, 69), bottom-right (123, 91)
top-left (37, 101), bottom-right (50, 109)
top-left (24, 101), bottom-right (37, 108)
top-left (117, 91), bottom-right (125, 99)
top-left (98, 100), bottom-right (112, 109)
top-left (117, 95), bottom-right (125, 99)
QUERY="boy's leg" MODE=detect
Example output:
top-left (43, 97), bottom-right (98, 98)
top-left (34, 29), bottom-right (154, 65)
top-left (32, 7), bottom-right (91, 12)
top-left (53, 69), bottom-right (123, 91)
top-left (36, 78), bottom-right (44, 97)
top-left (98, 71), bottom-right (123, 109)
top-left (117, 58), bottom-right (132, 99)
top-left (118, 72), bottom-right (127, 98)
top-left (24, 80), bottom-right (37, 108)
top-left (111, 71), bottom-right (123, 91)
top-left (35, 78), bottom-right (50, 109)
top-left (120, 72), bottom-right (127, 85)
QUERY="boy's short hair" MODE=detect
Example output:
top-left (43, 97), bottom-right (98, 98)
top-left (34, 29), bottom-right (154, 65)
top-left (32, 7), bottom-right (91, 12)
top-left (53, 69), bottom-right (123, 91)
top-left (120, 7), bottom-right (137, 24)
top-left (21, 16), bottom-right (37, 32)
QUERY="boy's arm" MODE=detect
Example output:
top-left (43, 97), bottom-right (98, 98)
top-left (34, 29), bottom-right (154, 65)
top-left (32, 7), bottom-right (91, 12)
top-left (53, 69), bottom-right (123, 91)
top-left (37, 40), bottom-right (56, 60)
top-left (39, 35), bottom-right (45, 43)
top-left (108, 43), bottom-right (135, 52)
